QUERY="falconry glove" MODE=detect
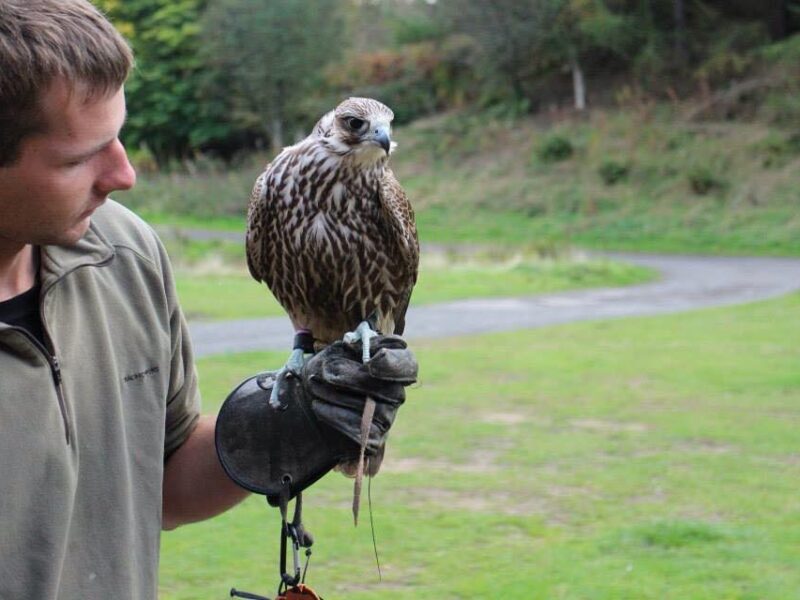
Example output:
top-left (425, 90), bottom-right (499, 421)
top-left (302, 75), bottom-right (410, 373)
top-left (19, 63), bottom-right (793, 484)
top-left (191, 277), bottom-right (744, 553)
top-left (215, 335), bottom-right (417, 505)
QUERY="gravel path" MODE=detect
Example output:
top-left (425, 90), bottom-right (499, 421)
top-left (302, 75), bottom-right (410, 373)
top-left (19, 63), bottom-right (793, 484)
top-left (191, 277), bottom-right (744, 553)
top-left (189, 253), bottom-right (800, 358)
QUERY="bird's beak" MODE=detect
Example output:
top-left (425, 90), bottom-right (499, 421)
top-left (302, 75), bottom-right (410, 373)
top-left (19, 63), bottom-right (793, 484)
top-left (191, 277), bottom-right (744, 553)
top-left (373, 126), bottom-right (392, 155)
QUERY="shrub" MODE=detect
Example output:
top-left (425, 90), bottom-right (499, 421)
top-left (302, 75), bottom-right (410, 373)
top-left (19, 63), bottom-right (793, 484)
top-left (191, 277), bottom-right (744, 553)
top-left (761, 90), bottom-right (800, 127)
top-left (687, 165), bottom-right (726, 195)
top-left (598, 160), bottom-right (630, 185)
top-left (536, 135), bottom-right (574, 163)
top-left (755, 131), bottom-right (800, 168)
top-left (126, 145), bottom-right (159, 175)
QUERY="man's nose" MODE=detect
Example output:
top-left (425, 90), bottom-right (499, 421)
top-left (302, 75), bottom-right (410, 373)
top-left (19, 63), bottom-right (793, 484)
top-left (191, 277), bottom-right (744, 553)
top-left (96, 139), bottom-right (137, 194)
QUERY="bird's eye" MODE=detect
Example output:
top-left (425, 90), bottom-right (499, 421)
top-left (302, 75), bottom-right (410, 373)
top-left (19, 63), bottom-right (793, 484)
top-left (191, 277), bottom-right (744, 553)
top-left (346, 117), bottom-right (366, 131)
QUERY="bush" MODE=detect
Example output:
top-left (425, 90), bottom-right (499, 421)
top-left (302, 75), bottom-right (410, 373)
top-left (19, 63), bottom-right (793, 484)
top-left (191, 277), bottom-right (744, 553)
top-left (687, 166), bottom-right (726, 196)
top-left (759, 33), bottom-right (800, 65)
top-left (761, 90), bottom-right (800, 127)
top-left (756, 132), bottom-right (800, 168)
top-left (127, 144), bottom-right (159, 175)
top-left (537, 135), bottom-right (574, 163)
top-left (598, 160), bottom-right (630, 185)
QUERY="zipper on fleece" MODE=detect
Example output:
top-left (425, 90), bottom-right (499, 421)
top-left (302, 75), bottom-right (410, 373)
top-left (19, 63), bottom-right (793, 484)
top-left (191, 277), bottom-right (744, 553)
top-left (9, 327), bottom-right (72, 445)
top-left (48, 354), bottom-right (70, 445)
top-left (40, 303), bottom-right (71, 445)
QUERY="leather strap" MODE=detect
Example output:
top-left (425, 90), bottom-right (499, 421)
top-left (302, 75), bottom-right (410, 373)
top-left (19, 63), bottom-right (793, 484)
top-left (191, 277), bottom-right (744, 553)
top-left (293, 330), bottom-right (315, 353)
top-left (278, 584), bottom-right (323, 599)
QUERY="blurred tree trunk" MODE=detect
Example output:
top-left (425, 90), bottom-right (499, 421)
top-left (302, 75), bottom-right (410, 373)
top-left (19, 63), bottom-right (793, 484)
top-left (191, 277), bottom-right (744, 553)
top-left (570, 53), bottom-right (586, 111)
top-left (766, 0), bottom-right (788, 39)
top-left (269, 80), bottom-right (285, 152)
top-left (673, 0), bottom-right (688, 66)
top-left (270, 118), bottom-right (284, 153)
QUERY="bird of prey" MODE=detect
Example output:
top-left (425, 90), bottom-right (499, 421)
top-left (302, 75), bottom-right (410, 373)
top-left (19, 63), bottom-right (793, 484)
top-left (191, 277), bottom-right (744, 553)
top-left (245, 97), bottom-right (419, 514)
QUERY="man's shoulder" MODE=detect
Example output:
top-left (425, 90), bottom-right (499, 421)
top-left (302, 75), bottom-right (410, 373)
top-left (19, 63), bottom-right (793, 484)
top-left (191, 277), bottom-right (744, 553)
top-left (90, 199), bottom-right (165, 261)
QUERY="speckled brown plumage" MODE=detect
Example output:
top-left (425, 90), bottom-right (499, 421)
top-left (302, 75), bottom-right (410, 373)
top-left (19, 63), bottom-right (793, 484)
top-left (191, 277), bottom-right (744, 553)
top-left (246, 98), bottom-right (418, 345)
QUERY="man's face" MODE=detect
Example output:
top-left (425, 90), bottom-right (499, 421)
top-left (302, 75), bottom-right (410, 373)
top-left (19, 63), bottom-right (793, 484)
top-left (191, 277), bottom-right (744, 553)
top-left (0, 79), bottom-right (136, 251)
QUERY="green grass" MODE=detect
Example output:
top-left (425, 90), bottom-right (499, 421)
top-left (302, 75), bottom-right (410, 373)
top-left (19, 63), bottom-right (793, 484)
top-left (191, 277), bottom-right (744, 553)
top-left (160, 292), bottom-right (800, 598)
top-left (145, 212), bottom-right (245, 232)
top-left (172, 253), bottom-right (653, 321)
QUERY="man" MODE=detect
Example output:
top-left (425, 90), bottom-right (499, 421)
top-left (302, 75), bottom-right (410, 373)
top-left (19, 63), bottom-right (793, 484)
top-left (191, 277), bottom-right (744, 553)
top-left (0, 1), bottom-right (415, 598)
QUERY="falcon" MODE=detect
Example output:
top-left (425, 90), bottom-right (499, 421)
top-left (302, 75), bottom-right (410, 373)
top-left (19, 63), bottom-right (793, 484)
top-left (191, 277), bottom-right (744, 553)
top-left (246, 97), bottom-right (419, 498)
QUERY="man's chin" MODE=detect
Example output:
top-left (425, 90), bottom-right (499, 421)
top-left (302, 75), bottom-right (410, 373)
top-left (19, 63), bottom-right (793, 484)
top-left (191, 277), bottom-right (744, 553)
top-left (58, 217), bottom-right (93, 245)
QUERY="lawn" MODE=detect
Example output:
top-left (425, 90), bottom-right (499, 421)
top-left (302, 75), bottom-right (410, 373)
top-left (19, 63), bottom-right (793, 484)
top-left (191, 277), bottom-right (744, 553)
top-left (160, 292), bottom-right (800, 599)
top-left (172, 251), bottom-right (653, 321)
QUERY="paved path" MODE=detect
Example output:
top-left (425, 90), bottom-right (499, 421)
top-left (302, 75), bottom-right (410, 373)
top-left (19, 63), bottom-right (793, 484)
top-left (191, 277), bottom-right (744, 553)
top-left (189, 253), bottom-right (800, 357)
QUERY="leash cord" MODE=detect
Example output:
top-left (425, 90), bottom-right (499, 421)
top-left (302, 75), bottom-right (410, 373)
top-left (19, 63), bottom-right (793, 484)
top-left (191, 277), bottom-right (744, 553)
top-left (368, 465), bottom-right (382, 581)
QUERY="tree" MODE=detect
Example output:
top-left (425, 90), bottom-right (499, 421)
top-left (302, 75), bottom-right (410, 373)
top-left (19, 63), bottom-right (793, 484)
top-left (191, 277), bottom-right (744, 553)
top-left (560, 1), bottom-right (642, 108)
top-left (96, 0), bottom-right (217, 161)
top-left (93, 0), bottom-right (134, 38)
top-left (440, 0), bottom-right (639, 111)
top-left (437, 0), bottom-right (556, 105)
top-left (672, 0), bottom-right (688, 65)
top-left (201, 0), bottom-right (345, 151)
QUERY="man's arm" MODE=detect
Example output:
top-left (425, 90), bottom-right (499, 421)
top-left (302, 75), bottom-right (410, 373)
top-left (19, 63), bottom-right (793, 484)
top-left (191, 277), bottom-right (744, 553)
top-left (162, 414), bottom-right (250, 531)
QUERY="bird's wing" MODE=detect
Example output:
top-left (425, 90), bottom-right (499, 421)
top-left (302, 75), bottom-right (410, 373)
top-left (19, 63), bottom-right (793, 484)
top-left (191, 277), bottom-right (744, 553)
top-left (245, 168), bottom-right (267, 283)
top-left (379, 167), bottom-right (419, 262)
top-left (392, 282), bottom-right (414, 336)
top-left (379, 167), bottom-right (419, 335)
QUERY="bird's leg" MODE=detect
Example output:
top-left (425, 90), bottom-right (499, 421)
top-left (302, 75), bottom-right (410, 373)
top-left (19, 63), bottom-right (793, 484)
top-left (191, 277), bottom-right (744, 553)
top-left (269, 330), bottom-right (314, 409)
top-left (343, 320), bottom-right (380, 364)
top-left (342, 319), bottom-right (380, 524)
top-left (269, 348), bottom-right (305, 409)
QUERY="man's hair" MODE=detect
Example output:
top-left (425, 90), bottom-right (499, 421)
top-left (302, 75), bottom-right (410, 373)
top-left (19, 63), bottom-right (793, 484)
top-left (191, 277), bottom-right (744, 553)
top-left (0, 0), bottom-right (133, 166)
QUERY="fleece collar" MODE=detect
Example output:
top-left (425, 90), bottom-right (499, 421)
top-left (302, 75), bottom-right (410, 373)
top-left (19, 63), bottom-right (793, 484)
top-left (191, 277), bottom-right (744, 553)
top-left (39, 221), bottom-right (116, 291)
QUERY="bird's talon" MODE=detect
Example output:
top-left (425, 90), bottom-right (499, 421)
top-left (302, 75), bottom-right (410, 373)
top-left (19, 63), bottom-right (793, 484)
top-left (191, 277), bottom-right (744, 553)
top-left (268, 347), bottom-right (307, 409)
top-left (268, 378), bottom-right (284, 410)
top-left (344, 320), bottom-right (379, 364)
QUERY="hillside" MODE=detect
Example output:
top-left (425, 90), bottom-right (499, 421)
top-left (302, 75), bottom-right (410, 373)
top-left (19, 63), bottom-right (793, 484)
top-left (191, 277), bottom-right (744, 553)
top-left (120, 102), bottom-right (799, 258)
top-left (391, 104), bottom-right (800, 255)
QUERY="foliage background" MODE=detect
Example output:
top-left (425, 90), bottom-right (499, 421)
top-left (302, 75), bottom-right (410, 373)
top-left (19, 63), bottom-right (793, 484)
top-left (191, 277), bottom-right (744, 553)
top-left (93, 0), bottom-right (800, 162)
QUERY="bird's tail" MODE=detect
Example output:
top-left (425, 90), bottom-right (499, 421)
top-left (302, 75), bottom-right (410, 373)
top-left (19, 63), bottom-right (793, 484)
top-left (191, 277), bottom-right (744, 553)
top-left (335, 443), bottom-right (385, 478)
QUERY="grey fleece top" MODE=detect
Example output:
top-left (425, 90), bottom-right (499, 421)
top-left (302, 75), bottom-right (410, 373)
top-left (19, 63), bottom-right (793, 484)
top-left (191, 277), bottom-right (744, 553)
top-left (0, 200), bottom-right (200, 599)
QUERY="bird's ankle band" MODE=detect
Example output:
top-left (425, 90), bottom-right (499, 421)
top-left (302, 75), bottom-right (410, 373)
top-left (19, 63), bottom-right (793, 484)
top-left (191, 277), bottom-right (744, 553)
top-left (293, 331), bottom-right (315, 354)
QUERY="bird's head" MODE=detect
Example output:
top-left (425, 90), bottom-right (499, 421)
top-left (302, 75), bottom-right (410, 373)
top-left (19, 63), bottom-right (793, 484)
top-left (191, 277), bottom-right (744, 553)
top-left (321, 97), bottom-right (396, 164)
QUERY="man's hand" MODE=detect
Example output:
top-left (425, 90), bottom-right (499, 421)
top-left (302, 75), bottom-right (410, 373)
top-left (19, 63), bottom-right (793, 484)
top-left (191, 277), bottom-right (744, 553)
top-left (304, 334), bottom-right (417, 456)
top-left (215, 335), bottom-right (417, 505)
